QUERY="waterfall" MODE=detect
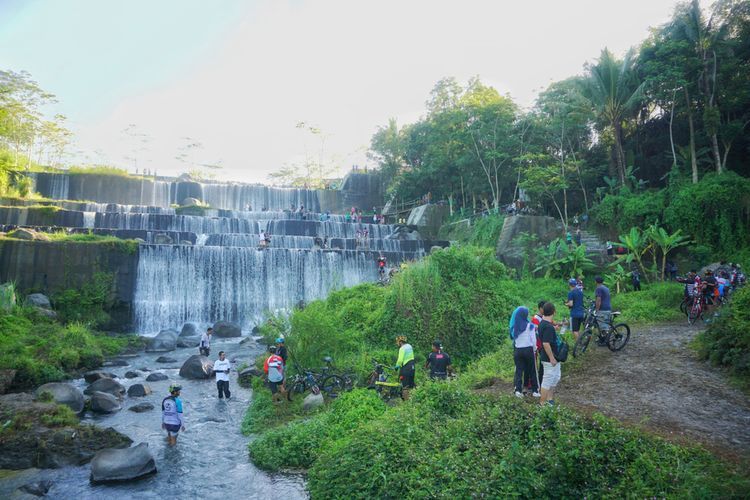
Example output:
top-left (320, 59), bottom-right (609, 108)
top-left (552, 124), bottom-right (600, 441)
top-left (200, 183), bottom-right (322, 212)
top-left (82, 212), bottom-right (96, 228)
top-left (133, 245), bottom-right (378, 334)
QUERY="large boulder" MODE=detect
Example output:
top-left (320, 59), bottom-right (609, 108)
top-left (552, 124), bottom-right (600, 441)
top-left (89, 443), bottom-right (156, 484)
top-left (406, 203), bottom-right (450, 239)
top-left (124, 371), bottom-right (140, 379)
top-left (176, 336), bottom-right (200, 348)
top-left (90, 391), bottom-right (121, 414)
top-left (212, 321), bottom-right (241, 338)
top-left (179, 355), bottom-right (214, 379)
top-left (145, 329), bottom-right (178, 352)
top-left (145, 372), bottom-right (168, 382)
top-left (179, 322), bottom-right (200, 337)
top-left (84, 378), bottom-right (125, 398)
top-left (127, 384), bottom-right (152, 398)
top-left (0, 369), bottom-right (17, 394)
top-left (238, 367), bottom-right (263, 388)
top-left (84, 371), bottom-right (115, 384)
top-left (303, 392), bottom-right (325, 412)
top-left (25, 293), bottom-right (51, 309)
top-left (18, 480), bottom-right (53, 497)
top-left (35, 383), bottom-right (85, 413)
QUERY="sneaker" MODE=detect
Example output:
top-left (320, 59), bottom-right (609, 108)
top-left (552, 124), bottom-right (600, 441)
top-left (547, 399), bottom-right (555, 406)
top-left (514, 391), bottom-right (523, 398)
top-left (532, 392), bottom-right (541, 398)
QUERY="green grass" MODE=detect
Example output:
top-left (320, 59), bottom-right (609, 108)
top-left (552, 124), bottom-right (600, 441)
top-left (43, 231), bottom-right (140, 255)
top-left (66, 165), bottom-right (135, 178)
top-left (0, 307), bottom-right (135, 389)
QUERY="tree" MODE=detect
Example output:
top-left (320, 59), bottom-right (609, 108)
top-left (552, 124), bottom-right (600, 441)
top-left (518, 152), bottom-right (574, 228)
top-left (582, 49), bottom-right (645, 185)
top-left (650, 226), bottom-right (691, 280)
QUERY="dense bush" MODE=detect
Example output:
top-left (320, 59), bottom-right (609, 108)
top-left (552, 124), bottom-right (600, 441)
top-left (302, 383), bottom-right (748, 499)
top-left (378, 246), bottom-right (514, 365)
top-left (664, 173), bottom-right (750, 257)
top-left (591, 190), bottom-right (666, 236)
top-left (0, 307), bottom-right (132, 388)
top-left (697, 286), bottom-right (750, 383)
top-left (53, 272), bottom-right (115, 326)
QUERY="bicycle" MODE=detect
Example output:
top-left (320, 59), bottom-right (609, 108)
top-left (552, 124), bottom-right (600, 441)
top-left (320, 356), bottom-right (356, 391)
top-left (285, 359), bottom-right (348, 401)
top-left (572, 300), bottom-right (631, 357)
top-left (687, 287), bottom-right (706, 325)
top-left (366, 361), bottom-right (402, 403)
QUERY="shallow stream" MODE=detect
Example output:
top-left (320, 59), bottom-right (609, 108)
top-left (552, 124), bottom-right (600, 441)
top-left (0, 338), bottom-right (306, 499)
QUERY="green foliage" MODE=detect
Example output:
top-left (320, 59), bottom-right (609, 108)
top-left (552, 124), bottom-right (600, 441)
top-left (248, 389), bottom-right (386, 471)
top-left (44, 231), bottom-right (139, 255)
top-left (533, 239), bottom-right (595, 279)
top-left (0, 282), bottom-right (16, 310)
top-left (664, 172), bottom-right (750, 257)
top-left (39, 404), bottom-right (78, 427)
top-left (467, 214), bottom-right (505, 247)
top-left (591, 190), bottom-right (667, 234)
top-left (379, 246), bottom-right (512, 366)
top-left (607, 281), bottom-right (684, 324)
top-left (697, 286), bottom-right (750, 383)
top-left (304, 384), bottom-right (747, 499)
top-left (0, 307), bottom-right (131, 388)
top-left (66, 165), bottom-right (133, 178)
top-left (52, 272), bottom-right (114, 327)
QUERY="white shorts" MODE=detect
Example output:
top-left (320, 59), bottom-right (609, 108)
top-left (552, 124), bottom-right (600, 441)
top-left (541, 362), bottom-right (561, 390)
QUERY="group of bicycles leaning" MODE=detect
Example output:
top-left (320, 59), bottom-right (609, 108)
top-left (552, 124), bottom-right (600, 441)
top-left (677, 263), bottom-right (745, 325)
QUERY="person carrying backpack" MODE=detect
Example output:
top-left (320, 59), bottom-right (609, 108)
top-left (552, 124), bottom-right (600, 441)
top-left (510, 306), bottom-right (539, 398)
top-left (264, 346), bottom-right (285, 403)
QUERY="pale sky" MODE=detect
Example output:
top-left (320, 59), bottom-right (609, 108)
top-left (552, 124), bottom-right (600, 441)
top-left (0, 0), bottom-right (703, 183)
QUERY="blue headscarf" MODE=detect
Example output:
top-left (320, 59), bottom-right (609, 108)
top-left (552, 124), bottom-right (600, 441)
top-left (510, 306), bottom-right (530, 340)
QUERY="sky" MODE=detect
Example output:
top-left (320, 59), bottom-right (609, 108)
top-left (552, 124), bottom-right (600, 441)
top-left (0, 0), bottom-right (705, 183)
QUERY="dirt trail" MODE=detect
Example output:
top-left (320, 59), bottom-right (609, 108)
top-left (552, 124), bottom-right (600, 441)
top-left (553, 323), bottom-right (750, 460)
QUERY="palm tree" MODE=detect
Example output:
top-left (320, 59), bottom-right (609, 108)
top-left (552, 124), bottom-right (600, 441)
top-left (650, 226), bottom-right (691, 280)
top-left (582, 49), bottom-right (645, 185)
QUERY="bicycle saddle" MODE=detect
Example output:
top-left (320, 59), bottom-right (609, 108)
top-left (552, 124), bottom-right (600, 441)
top-left (612, 311), bottom-right (621, 316)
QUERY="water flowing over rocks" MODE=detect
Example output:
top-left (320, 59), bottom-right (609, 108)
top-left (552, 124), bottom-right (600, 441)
top-left (89, 443), bottom-right (156, 484)
top-left (34, 383), bottom-right (85, 413)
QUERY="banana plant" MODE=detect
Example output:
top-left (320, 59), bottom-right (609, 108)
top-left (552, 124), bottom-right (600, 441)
top-left (605, 264), bottom-right (631, 294)
top-left (650, 226), bottom-right (691, 280)
top-left (534, 238), bottom-right (595, 278)
top-left (615, 227), bottom-right (652, 283)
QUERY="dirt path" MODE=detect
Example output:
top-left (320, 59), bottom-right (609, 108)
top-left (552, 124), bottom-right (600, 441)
top-left (553, 323), bottom-right (750, 460)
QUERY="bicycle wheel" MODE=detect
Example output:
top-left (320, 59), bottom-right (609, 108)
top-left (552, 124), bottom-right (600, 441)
top-left (607, 323), bottom-right (631, 351)
top-left (688, 301), bottom-right (702, 325)
top-left (320, 375), bottom-right (345, 398)
top-left (286, 378), bottom-right (306, 401)
top-left (573, 329), bottom-right (592, 357)
top-left (679, 298), bottom-right (690, 316)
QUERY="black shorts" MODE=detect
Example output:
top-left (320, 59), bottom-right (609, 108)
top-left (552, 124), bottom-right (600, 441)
top-left (164, 423), bottom-right (181, 434)
top-left (399, 361), bottom-right (416, 389)
top-left (571, 317), bottom-right (583, 332)
top-left (268, 381), bottom-right (281, 394)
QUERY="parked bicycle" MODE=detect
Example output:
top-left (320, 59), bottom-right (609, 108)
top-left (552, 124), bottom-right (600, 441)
top-left (687, 287), bottom-right (706, 325)
top-left (366, 361), bottom-right (403, 402)
top-left (572, 300), bottom-right (631, 357)
top-left (285, 358), bottom-right (347, 401)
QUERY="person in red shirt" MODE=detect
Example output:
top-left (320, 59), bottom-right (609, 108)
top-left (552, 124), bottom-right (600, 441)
top-left (263, 346), bottom-right (286, 403)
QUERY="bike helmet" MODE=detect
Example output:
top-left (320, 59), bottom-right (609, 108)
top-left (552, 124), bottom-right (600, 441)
top-left (168, 384), bottom-right (182, 394)
top-left (568, 278), bottom-right (578, 286)
top-left (395, 335), bottom-right (407, 344)
top-left (276, 337), bottom-right (284, 344)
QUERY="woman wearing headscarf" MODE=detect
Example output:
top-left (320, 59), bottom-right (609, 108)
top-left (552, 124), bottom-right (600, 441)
top-left (510, 306), bottom-right (540, 398)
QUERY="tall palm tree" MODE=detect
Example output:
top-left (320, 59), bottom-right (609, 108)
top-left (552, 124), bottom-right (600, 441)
top-left (582, 49), bottom-right (645, 185)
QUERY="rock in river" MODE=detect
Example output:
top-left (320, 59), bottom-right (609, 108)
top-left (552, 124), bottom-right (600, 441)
top-left (84, 378), bottom-right (125, 398)
top-left (18, 479), bottom-right (53, 496)
top-left (89, 443), bottom-right (157, 484)
top-left (83, 371), bottom-right (115, 384)
top-left (145, 372), bottom-right (168, 382)
top-left (212, 320), bottom-right (241, 338)
top-left (176, 336), bottom-right (200, 348)
top-left (179, 355), bottom-right (214, 379)
top-left (124, 370), bottom-right (140, 379)
top-left (35, 383), bottom-right (85, 413)
top-left (156, 356), bottom-right (177, 363)
top-left (90, 391), bottom-right (121, 414)
top-left (179, 322), bottom-right (200, 337)
top-left (128, 402), bottom-right (154, 413)
top-left (145, 329), bottom-right (178, 352)
top-left (127, 383), bottom-right (152, 397)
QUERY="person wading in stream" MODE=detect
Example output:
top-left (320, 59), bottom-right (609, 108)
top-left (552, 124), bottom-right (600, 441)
top-left (199, 327), bottom-right (212, 357)
top-left (214, 351), bottom-right (231, 400)
top-left (162, 385), bottom-right (185, 446)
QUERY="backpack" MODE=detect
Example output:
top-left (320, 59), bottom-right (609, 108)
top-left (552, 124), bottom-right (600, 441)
top-left (267, 356), bottom-right (284, 382)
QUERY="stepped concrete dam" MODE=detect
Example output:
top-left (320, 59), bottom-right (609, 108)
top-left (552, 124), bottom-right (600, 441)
top-left (0, 171), bottom-right (448, 334)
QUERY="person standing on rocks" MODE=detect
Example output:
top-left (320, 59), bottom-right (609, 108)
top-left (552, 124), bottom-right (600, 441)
top-left (214, 351), bottom-right (231, 400)
top-left (162, 385), bottom-right (185, 446)
top-left (200, 328), bottom-right (213, 357)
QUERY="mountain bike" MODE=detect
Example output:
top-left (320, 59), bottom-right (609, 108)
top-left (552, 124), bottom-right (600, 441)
top-left (285, 361), bottom-right (347, 401)
top-left (687, 288), bottom-right (706, 325)
top-left (573, 300), bottom-right (631, 357)
top-left (366, 361), bottom-right (402, 402)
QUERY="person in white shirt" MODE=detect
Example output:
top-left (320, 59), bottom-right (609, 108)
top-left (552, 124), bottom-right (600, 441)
top-left (214, 351), bottom-right (231, 399)
top-left (510, 306), bottom-right (540, 398)
top-left (199, 328), bottom-right (213, 357)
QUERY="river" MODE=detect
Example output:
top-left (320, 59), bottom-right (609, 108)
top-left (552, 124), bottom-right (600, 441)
top-left (0, 338), bottom-right (307, 499)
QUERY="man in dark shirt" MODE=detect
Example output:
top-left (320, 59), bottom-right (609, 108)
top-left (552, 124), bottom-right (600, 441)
top-left (538, 302), bottom-right (560, 406)
top-left (425, 341), bottom-right (452, 380)
top-left (275, 337), bottom-right (288, 365)
top-left (565, 278), bottom-right (585, 340)
top-left (594, 276), bottom-right (612, 344)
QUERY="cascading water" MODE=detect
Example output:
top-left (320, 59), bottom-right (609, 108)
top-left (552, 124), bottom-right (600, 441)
top-left (82, 212), bottom-right (95, 228)
top-left (200, 183), bottom-right (322, 212)
top-left (133, 245), bottom-right (380, 334)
